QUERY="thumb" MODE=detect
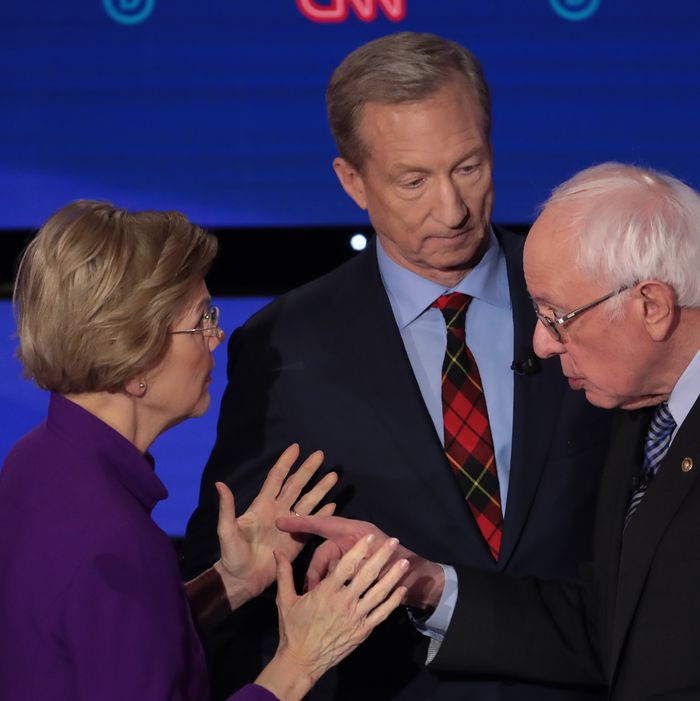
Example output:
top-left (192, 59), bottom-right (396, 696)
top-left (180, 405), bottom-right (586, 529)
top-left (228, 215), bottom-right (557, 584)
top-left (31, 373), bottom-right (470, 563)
top-left (215, 481), bottom-right (237, 536)
top-left (274, 551), bottom-right (296, 611)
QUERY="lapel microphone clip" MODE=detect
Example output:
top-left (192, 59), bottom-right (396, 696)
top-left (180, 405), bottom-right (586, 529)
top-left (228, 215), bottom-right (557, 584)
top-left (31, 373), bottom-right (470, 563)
top-left (511, 354), bottom-right (538, 376)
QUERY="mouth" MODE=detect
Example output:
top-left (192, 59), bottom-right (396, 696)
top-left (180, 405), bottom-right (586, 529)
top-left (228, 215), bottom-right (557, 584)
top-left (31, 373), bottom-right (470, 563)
top-left (433, 227), bottom-right (473, 240)
top-left (566, 376), bottom-right (584, 390)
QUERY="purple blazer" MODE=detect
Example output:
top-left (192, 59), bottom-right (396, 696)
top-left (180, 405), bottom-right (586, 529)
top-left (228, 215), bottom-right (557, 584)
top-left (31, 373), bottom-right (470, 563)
top-left (0, 394), bottom-right (277, 701)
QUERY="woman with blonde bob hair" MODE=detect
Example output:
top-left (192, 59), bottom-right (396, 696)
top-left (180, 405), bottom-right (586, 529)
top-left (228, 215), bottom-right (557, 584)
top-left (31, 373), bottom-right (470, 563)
top-left (0, 201), bottom-right (408, 701)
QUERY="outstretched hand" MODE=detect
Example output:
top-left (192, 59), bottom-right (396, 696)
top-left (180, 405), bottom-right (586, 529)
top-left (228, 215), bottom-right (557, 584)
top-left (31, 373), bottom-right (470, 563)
top-left (276, 514), bottom-right (445, 611)
top-left (214, 443), bottom-right (337, 609)
top-left (254, 536), bottom-right (408, 701)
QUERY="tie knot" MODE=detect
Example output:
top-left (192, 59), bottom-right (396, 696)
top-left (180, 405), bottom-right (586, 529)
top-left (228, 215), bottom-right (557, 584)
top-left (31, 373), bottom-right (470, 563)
top-left (641, 401), bottom-right (676, 477)
top-left (649, 401), bottom-right (676, 439)
top-left (431, 292), bottom-right (472, 329)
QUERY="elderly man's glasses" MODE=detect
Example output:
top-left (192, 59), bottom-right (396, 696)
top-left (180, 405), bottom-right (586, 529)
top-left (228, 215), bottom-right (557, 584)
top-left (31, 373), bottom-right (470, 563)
top-left (533, 287), bottom-right (629, 343)
top-left (169, 306), bottom-right (224, 341)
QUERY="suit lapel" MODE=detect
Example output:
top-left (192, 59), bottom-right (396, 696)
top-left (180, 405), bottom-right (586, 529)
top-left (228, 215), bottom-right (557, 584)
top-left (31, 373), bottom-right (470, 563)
top-left (594, 409), bottom-right (649, 676)
top-left (495, 227), bottom-right (568, 567)
top-left (329, 243), bottom-right (486, 537)
top-left (610, 399), bottom-right (700, 677)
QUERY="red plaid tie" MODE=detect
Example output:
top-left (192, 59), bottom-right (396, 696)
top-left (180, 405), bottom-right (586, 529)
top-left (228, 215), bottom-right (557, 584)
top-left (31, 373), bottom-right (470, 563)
top-left (433, 292), bottom-right (502, 560)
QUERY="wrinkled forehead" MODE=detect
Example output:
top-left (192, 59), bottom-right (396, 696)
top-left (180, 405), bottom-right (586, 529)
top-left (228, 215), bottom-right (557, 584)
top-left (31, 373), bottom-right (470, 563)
top-left (355, 78), bottom-right (489, 154)
top-left (524, 205), bottom-right (582, 300)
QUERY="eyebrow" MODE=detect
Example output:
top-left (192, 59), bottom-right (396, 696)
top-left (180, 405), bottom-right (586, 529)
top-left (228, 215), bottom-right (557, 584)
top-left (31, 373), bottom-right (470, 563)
top-left (529, 293), bottom-right (561, 311)
top-left (390, 148), bottom-right (486, 177)
top-left (449, 148), bottom-right (486, 168)
top-left (390, 164), bottom-right (430, 177)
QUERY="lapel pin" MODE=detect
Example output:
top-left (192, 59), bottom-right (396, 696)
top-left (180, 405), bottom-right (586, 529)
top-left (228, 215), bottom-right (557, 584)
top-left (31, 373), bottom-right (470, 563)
top-left (681, 457), bottom-right (694, 473)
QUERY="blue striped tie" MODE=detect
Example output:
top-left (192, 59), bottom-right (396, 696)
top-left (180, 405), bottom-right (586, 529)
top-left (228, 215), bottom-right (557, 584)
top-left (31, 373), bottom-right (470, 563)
top-left (624, 402), bottom-right (676, 530)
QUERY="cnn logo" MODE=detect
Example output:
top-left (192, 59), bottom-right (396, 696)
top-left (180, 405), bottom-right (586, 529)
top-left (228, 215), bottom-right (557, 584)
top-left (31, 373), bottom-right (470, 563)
top-left (296, 0), bottom-right (406, 23)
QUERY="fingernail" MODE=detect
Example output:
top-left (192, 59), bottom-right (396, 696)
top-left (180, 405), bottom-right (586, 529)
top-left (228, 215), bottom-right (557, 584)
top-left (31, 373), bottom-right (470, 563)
top-left (366, 534), bottom-right (375, 544)
top-left (389, 537), bottom-right (399, 547)
top-left (400, 559), bottom-right (409, 569)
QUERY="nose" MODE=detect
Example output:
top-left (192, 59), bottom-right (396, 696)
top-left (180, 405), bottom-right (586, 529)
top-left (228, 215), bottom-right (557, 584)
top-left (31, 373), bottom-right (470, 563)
top-left (533, 320), bottom-right (565, 359)
top-left (434, 178), bottom-right (469, 229)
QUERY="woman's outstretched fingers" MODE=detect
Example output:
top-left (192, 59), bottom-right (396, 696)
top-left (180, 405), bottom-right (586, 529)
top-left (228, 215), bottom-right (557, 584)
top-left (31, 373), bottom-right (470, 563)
top-left (258, 443), bottom-right (301, 500)
top-left (365, 582), bottom-right (408, 628)
top-left (344, 536), bottom-right (400, 599)
top-left (314, 502), bottom-right (336, 517)
top-left (291, 469), bottom-right (338, 515)
top-left (326, 535), bottom-right (375, 590)
top-left (357, 556), bottom-right (409, 617)
top-left (263, 530), bottom-right (407, 699)
top-left (277, 449), bottom-right (325, 506)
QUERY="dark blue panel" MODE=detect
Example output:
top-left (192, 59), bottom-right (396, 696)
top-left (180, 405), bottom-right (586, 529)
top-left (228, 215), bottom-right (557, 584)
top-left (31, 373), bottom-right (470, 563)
top-left (1, 0), bottom-right (699, 228)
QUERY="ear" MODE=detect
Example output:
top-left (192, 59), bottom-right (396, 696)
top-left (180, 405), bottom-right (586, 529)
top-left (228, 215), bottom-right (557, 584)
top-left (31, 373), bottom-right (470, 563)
top-left (333, 157), bottom-right (368, 211)
top-left (124, 377), bottom-right (147, 398)
top-left (638, 280), bottom-right (677, 341)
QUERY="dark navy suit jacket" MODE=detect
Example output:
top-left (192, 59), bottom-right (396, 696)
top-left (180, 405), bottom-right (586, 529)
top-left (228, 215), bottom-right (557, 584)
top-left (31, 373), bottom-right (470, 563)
top-left (434, 400), bottom-right (700, 701)
top-left (184, 227), bottom-right (611, 701)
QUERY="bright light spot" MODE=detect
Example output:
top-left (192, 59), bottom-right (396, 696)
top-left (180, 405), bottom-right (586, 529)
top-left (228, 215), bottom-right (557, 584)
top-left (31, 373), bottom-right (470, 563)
top-left (350, 233), bottom-right (367, 251)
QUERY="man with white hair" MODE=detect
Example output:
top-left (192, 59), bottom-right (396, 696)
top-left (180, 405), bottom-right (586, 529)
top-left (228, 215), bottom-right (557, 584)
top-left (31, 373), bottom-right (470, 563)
top-left (431, 162), bottom-right (700, 699)
top-left (281, 162), bottom-right (700, 700)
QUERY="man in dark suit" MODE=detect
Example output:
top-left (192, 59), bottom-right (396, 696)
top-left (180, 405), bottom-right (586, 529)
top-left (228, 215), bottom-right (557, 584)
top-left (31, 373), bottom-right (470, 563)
top-left (183, 32), bottom-right (610, 701)
top-left (433, 162), bottom-right (700, 700)
top-left (282, 162), bottom-right (700, 700)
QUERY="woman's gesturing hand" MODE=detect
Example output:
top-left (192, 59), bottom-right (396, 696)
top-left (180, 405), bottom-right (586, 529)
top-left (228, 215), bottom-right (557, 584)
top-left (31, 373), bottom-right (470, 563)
top-left (214, 443), bottom-right (337, 609)
top-left (255, 535), bottom-right (408, 701)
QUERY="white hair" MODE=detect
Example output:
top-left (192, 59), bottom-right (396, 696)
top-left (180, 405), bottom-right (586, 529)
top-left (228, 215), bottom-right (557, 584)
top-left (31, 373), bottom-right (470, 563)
top-left (544, 162), bottom-right (700, 313)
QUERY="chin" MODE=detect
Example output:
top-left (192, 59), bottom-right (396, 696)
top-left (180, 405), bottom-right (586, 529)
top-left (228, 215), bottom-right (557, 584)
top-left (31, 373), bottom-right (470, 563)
top-left (184, 393), bottom-right (211, 421)
top-left (583, 388), bottom-right (623, 410)
top-left (618, 397), bottom-right (665, 411)
top-left (194, 393), bottom-right (212, 417)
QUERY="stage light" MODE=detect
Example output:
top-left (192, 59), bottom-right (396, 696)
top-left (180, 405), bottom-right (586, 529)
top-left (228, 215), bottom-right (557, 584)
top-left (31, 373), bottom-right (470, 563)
top-left (350, 233), bottom-right (367, 251)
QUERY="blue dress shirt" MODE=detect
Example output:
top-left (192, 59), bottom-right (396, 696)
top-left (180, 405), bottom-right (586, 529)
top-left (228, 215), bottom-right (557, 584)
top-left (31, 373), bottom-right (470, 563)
top-left (376, 231), bottom-right (514, 645)
top-left (667, 347), bottom-right (700, 441)
top-left (376, 230), bottom-right (514, 512)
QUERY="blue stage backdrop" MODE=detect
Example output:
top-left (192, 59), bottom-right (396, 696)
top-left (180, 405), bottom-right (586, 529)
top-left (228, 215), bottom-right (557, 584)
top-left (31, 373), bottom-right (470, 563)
top-left (1, 0), bottom-right (699, 229)
top-left (3, 0), bottom-right (700, 535)
top-left (0, 298), bottom-right (271, 536)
